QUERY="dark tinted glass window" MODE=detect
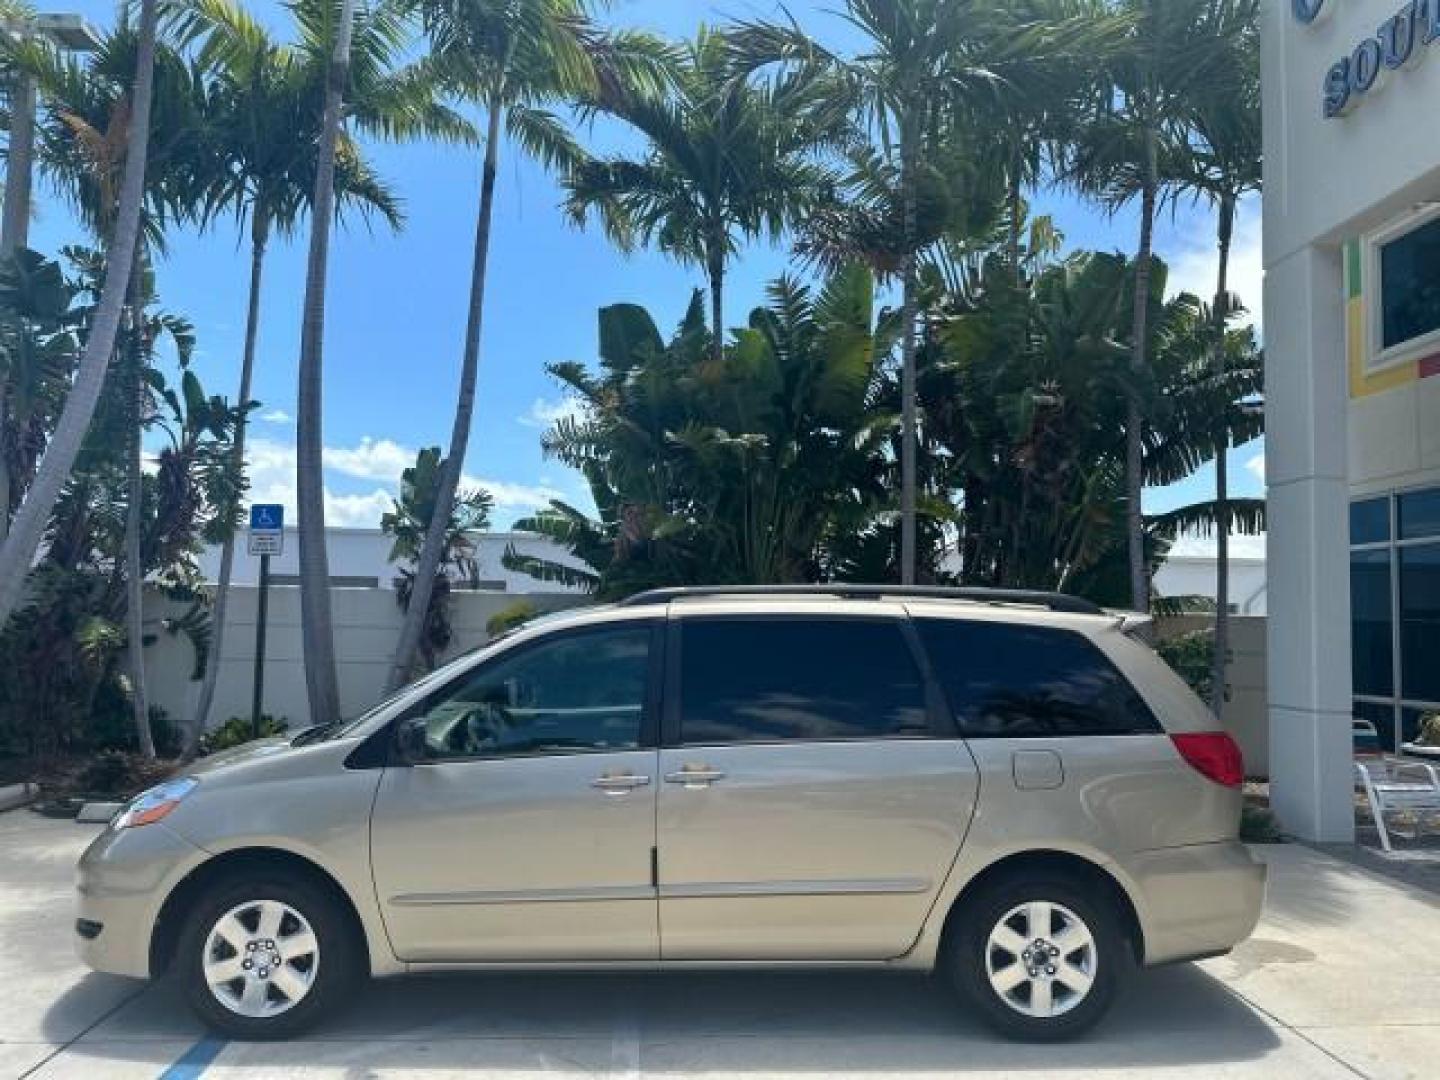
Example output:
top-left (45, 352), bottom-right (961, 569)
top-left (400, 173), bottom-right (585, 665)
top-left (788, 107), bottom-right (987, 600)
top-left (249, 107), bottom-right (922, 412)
top-left (916, 620), bottom-right (1159, 738)
top-left (1350, 497), bottom-right (1390, 545)
top-left (1380, 215), bottom-right (1440, 349)
top-left (1400, 544), bottom-right (1440, 702)
top-left (678, 619), bottom-right (929, 743)
top-left (1351, 549), bottom-right (1394, 697)
top-left (408, 625), bottom-right (650, 759)
top-left (1353, 700), bottom-right (1397, 754)
top-left (1398, 487), bottom-right (1440, 541)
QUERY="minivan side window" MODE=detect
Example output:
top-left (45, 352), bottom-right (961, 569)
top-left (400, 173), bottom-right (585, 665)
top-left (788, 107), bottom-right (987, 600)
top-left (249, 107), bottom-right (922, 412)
top-left (406, 625), bottom-right (651, 760)
top-left (677, 617), bottom-right (930, 744)
top-left (915, 619), bottom-right (1160, 738)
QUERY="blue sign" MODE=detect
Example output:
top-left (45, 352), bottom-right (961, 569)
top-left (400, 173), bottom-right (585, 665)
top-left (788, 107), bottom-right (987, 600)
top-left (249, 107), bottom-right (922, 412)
top-left (1318, 0), bottom-right (1439, 118)
top-left (250, 504), bottom-right (284, 531)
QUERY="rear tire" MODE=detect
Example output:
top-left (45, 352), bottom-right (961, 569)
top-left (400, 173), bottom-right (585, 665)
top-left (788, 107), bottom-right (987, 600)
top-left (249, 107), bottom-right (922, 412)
top-left (946, 873), bottom-right (1128, 1041)
top-left (175, 871), bottom-right (363, 1040)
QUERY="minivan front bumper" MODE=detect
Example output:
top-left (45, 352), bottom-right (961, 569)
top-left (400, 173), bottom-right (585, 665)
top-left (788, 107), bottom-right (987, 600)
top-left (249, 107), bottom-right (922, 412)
top-left (1123, 840), bottom-right (1267, 965)
top-left (76, 821), bottom-right (205, 978)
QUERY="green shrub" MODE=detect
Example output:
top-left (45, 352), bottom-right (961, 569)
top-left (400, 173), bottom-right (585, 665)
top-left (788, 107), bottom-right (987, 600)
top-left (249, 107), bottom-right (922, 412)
top-left (1417, 712), bottom-right (1440, 747)
top-left (200, 715), bottom-right (289, 755)
top-left (1157, 629), bottom-right (1215, 702)
top-left (85, 685), bottom-right (182, 757)
top-left (1240, 803), bottom-right (1284, 844)
top-left (75, 750), bottom-right (175, 799)
top-left (486, 600), bottom-right (539, 638)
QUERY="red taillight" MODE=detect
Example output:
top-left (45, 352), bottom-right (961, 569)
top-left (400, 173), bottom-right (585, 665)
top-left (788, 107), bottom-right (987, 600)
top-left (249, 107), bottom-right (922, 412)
top-left (1171, 732), bottom-right (1244, 788)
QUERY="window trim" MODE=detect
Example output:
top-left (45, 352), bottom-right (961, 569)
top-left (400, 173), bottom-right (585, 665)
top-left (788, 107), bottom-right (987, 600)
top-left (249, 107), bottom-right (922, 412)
top-left (662, 612), bottom-right (954, 748)
top-left (1362, 202), bottom-right (1440, 375)
top-left (387, 618), bottom-right (665, 765)
top-left (910, 615), bottom-right (1163, 740)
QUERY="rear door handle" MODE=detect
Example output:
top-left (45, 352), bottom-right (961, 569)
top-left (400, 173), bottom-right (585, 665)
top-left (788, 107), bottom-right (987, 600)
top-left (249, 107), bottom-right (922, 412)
top-left (591, 773), bottom-right (651, 794)
top-left (664, 768), bottom-right (726, 787)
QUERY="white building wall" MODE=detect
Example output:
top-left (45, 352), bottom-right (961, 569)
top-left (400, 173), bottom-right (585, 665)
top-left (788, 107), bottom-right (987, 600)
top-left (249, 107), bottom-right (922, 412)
top-left (197, 528), bottom-right (590, 593)
top-left (1261, 0), bottom-right (1440, 839)
top-left (1153, 556), bottom-right (1268, 614)
top-left (146, 586), bottom-right (585, 731)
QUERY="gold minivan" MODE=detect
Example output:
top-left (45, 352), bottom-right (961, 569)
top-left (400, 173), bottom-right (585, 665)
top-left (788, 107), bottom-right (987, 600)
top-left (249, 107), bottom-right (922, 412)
top-left (77, 586), bottom-right (1265, 1042)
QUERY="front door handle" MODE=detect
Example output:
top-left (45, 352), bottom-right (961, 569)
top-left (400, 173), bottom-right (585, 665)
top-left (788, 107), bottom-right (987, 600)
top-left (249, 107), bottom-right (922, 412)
top-left (591, 773), bottom-right (651, 794)
top-left (664, 767), bottom-right (726, 787)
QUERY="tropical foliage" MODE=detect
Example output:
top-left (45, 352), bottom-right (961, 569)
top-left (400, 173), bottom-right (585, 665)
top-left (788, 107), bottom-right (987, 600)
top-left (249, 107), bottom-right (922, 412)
top-left (0, 0), bottom-right (1265, 762)
top-left (382, 446), bottom-right (492, 674)
top-left (0, 247), bottom-right (241, 760)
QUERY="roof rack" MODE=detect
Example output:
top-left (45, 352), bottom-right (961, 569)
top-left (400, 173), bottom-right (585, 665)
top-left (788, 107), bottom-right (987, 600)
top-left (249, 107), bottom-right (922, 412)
top-left (616, 584), bottom-right (1105, 616)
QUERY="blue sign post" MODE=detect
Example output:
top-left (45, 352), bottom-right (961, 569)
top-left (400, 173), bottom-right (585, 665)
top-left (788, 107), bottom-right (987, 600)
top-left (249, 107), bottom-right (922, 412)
top-left (247, 504), bottom-right (284, 739)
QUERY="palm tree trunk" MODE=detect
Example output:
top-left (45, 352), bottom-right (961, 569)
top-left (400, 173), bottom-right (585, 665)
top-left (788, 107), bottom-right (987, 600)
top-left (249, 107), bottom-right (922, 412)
top-left (184, 215), bottom-right (269, 757)
top-left (295, 0), bottom-right (356, 724)
top-left (387, 98), bottom-right (503, 691)
top-left (1210, 190), bottom-right (1235, 718)
top-left (708, 237), bottom-right (725, 366)
top-left (899, 130), bottom-right (919, 586)
top-left (124, 249), bottom-right (155, 760)
top-left (1126, 135), bottom-right (1158, 615)
top-left (0, 0), bottom-right (159, 629)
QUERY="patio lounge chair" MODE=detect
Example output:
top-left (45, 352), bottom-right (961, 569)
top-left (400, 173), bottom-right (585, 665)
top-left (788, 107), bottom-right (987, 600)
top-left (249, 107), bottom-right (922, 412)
top-left (1355, 758), bottom-right (1440, 852)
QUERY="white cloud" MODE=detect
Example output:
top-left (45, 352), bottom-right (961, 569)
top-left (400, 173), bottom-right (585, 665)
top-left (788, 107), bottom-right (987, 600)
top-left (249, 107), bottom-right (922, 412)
top-left (1165, 198), bottom-right (1264, 330)
top-left (322, 436), bottom-right (417, 482)
top-left (259, 408), bottom-right (293, 424)
top-left (519, 396), bottom-right (586, 429)
top-left (1245, 451), bottom-right (1266, 484)
top-left (460, 474), bottom-right (568, 515)
top-left (325, 489), bottom-right (395, 527)
top-left (242, 435), bottom-right (566, 529)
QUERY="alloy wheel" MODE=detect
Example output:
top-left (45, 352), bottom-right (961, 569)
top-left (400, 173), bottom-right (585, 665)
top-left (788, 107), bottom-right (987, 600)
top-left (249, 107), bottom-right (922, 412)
top-left (202, 899), bottom-right (320, 1018)
top-left (984, 900), bottom-right (1098, 1019)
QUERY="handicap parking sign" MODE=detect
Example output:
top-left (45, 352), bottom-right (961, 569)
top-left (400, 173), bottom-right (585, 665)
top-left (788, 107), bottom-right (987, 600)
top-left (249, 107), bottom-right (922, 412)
top-left (248, 504), bottom-right (285, 556)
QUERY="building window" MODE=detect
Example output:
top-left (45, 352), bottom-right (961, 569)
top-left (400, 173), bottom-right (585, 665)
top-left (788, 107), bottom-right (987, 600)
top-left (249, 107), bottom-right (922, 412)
top-left (1365, 205), bottom-right (1440, 372)
top-left (1350, 486), bottom-right (1440, 749)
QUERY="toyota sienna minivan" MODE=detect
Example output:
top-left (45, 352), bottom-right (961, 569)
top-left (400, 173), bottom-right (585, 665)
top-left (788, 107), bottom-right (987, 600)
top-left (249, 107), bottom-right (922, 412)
top-left (77, 586), bottom-right (1265, 1042)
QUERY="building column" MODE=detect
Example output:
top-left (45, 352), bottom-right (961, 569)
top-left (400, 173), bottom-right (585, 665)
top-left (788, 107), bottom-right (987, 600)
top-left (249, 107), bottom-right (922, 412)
top-left (1264, 243), bottom-right (1355, 842)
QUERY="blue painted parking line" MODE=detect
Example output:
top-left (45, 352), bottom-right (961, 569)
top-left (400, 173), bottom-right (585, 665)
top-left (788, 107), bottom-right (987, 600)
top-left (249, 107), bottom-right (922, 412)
top-left (157, 1036), bottom-right (227, 1080)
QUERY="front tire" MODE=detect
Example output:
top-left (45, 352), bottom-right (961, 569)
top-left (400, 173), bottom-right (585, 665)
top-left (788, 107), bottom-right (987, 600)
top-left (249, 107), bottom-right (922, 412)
top-left (176, 872), bottom-right (363, 1040)
top-left (947, 874), bottom-right (1127, 1041)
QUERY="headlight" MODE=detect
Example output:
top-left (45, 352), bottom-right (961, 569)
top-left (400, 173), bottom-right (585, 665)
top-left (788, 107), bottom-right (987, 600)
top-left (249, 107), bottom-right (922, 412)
top-left (113, 777), bottom-right (198, 830)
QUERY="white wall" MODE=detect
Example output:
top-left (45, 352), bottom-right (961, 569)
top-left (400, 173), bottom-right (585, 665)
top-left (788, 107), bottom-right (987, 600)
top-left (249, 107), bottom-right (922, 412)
top-left (145, 586), bottom-right (584, 731)
top-left (1153, 556), bottom-right (1268, 615)
top-left (196, 529), bottom-right (591, 594)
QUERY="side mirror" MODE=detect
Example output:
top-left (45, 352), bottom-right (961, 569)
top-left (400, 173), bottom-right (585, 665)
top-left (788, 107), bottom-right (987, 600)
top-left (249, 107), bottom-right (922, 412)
top-left (394, 716), bottom-right (431, 764)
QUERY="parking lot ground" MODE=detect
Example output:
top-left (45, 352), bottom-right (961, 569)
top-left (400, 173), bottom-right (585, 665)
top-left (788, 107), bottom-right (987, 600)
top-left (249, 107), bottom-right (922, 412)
top-left (4, 809), bottom-right (1440, 1080)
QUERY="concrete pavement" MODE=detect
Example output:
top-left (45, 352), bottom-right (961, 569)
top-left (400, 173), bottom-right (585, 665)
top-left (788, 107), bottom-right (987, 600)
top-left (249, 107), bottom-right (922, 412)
top-left (2, 807), bottom-right (1437, 1079)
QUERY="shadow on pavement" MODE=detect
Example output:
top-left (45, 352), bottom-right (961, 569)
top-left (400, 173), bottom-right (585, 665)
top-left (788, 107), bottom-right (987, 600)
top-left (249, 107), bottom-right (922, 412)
top-left (44, 963), bottom-right (1281, 1073)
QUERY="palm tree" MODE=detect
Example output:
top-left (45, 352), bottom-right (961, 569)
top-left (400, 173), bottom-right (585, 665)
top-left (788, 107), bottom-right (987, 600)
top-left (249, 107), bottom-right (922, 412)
top-left (16, 20), bottom-right (211, 756)
top-left (293, 0), bottom-right (357, 726)
top-left (564, 26), bottom-right (832, 369)
top-left (1065, 0), bottom-right (1243, 613)
top-left (169, 0), bottom-right (462, 751)
top-left (1179, 0), bottom-right (1260, 716)
top-left (0, 1), bottom-right (163, 734)
top-left (385, 0), bottom-right (671, 690)
top-left (730, 0), bottom-right (1109, 585)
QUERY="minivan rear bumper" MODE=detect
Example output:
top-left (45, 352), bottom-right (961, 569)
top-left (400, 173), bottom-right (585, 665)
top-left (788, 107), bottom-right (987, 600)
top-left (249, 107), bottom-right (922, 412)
top-left (1122, 840), bottom-right (1266, 965)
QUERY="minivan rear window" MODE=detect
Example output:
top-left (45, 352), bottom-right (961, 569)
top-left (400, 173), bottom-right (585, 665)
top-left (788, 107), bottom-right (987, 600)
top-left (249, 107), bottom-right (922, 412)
top-left (915, 619), bottom-right (1160, 738)
top-left (677, 617), bottom-right (930, 743)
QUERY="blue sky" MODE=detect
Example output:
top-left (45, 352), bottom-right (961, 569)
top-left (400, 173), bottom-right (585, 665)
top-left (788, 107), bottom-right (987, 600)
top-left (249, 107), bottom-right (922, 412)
top-left (29, 0), bottom-right (1265, 555)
